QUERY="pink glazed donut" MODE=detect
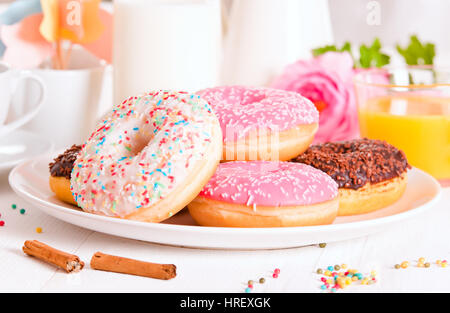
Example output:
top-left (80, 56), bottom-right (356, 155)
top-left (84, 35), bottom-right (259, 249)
top-left (187, 161), bottom-right (339, 227)
top-left (197, 86), bottom-right (319, 161)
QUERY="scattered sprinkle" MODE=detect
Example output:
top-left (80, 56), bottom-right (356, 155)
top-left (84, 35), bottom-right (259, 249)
top-left (395, 257), bottom-right (449, 269)
top-left (36, 227), bottom-right (43, 233)
top-left (316, 264), bottom-right (378, 293)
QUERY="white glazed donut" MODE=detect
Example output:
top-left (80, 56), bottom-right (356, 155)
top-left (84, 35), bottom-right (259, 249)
top-left (71, 91), bottom-right (223, 222)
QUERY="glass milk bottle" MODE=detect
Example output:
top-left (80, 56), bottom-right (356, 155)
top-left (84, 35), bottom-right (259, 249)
top-left (113, 0), bottom-right (222, 104)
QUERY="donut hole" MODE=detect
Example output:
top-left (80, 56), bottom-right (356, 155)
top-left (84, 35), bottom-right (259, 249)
top-left (119, 124), bottom-right (155, 159)
top-left (129, 136), bottom-right (151, 157)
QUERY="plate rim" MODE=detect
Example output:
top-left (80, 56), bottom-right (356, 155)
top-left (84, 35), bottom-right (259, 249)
top-left (8, 153), bottom-right (442, 236)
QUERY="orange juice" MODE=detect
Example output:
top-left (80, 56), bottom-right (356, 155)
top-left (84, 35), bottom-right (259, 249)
top-left (359, 95), bottom-right (450, 180)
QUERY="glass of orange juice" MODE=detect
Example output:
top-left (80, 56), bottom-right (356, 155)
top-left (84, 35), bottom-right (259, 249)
top-left (354, 66), bottom-right (450, 186)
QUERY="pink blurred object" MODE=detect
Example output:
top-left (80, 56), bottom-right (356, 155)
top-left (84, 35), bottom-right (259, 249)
top-left (82, 9), bottom-right (112, 63)
top-left (271, 52), bottom-right (359, 143)
top-left (1, 13), bottom-right (53, 69)
top-left (1, 9), bottom-right (112, 69)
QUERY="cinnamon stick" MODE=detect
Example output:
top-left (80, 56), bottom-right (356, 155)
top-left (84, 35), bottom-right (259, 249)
top-left (22, 240), bottom-right (84, 273)
top-left (90, 252), bottom-right (176, 280)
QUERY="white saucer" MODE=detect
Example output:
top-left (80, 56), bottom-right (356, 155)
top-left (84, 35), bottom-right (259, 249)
top-left (0, 129), bottom-right (54, 172)
top-left (9, 152), bottom-right (442, 250)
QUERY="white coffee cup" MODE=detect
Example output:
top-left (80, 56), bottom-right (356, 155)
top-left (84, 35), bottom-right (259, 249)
top-left (21, 48), bottom-right (107, 149)
top-left (0, 62), bottom-right (45, 137)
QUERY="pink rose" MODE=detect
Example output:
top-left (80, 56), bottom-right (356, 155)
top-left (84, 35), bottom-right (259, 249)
top-left (271, 52), bottom-right (359, 143)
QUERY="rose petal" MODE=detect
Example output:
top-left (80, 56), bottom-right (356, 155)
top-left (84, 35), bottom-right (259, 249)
top-left (271, 51), bottom-right (360, 143)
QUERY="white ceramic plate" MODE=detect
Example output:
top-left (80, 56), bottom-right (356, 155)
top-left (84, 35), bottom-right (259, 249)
top-left (0, 129), bottom-right (54, 172)
top-left (9, 153), bottom-right (442, 249)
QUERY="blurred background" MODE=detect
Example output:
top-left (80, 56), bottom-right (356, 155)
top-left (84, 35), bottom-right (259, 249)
top-left (0, 0), bottom-right (448, 183)
top-left (2, 0), bottom-right (449, 59)
top-left (329, 0), bottom-right (450, 64)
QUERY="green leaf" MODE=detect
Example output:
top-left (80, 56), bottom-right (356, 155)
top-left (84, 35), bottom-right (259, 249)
top-left (312, 41), bottom-right (353, 57)
top-left (358, 38), bottom-right (390, 68)
top-left (312, 45), bottom-right (338, 57)
top-left (396, 35), bottom-right (435, 65)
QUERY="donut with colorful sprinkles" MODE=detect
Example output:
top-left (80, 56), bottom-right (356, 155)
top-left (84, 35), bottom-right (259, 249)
top-left (71, 90), bottom-right (222, 222)
top-left (197, 86), bottom-right (319, 162)
top-left (187, 161), bottom-right (339, 227)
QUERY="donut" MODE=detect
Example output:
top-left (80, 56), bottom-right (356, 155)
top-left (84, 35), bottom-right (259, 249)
top-left (70, 90), bottom-right (222, 222)
top-left (187, 161), bottom-right (339, 227)
top-left (292, 138), bottom-right (411, 216)
top-left (197, 86), bottom-right (319, 162)
top-left (49, 145), bottom-right (82, 206)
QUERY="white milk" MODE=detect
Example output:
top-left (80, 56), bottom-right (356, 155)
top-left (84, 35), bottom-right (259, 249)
top-left (113, 0), bottom-right (222, 104)
top-left (221, 0), bottom-right (334, 86)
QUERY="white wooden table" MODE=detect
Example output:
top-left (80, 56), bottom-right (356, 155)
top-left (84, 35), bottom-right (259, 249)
top-left (0, 169), bottom-right (449, 293)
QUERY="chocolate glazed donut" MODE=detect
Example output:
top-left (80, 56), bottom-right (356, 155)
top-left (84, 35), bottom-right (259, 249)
top-left (49, 145), bottom-right (82, 205)
top-left (292, 138), bottom-right (411, 215)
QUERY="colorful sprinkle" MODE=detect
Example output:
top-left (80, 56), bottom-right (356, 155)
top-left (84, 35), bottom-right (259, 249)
top-left (317, 264), bottom-right (379, 292)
